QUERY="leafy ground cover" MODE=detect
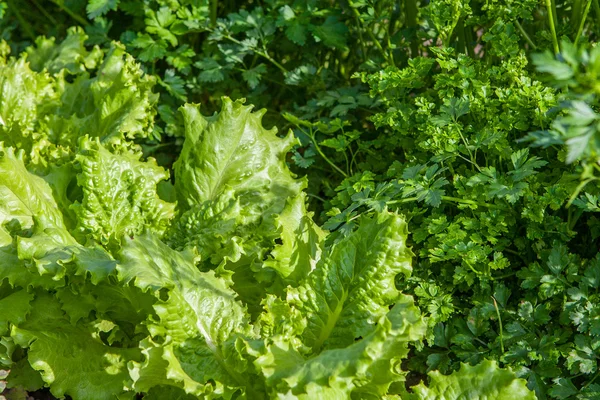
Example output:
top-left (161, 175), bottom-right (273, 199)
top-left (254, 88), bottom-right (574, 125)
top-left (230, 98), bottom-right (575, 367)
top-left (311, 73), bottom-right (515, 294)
top-left (1, 1), bottom-right (600, 399)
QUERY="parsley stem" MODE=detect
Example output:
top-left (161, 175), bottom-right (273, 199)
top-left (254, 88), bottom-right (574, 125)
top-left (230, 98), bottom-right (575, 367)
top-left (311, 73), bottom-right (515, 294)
top-left (30, 0), bottom-right (58, 25)
top-left (256, 50), bottom-right (288, 74)
top-left (515, 21), bottom-right (537, 49)
top-left (51, 0), bottom-right (89, 26)
top-left (404, 0), bottom-right (419, 57)
top-left (464, 260), bottom-right (481, 275)
top-left (440, 196), bottom-right (500, 209)
top-left (491, 271), bottom-right (517, 280)
top-left (566, 176), bottom-right (600, 207)
top-left (594, 0), bottom-right (600, 31)
top-left (574, 0), bottom-right (593, 45)
top-left (220, 33), bottom-right (288, 74)
top-left (307, 193), bottom-right (327, 203)
top-left (7, 0), bottom-right (35, 40)
top-left (350, 6), bottom-right (394, 66)
top-left (388, 196), bottom-right (500, 209)
top-left (297, 127), bottom-right (348, 178)
top-left (545, 0), bottom-right (560, 54)
top-left (387, 197), bottom-right (419, 205)
top-left (491, 296), bottom-right (505, 354)
top-left (312, 141), bottom-right (348, 178)
top-left (210, 0), bottom-right (218, 27)
top-left (583, 371), bottom-right (600, 389)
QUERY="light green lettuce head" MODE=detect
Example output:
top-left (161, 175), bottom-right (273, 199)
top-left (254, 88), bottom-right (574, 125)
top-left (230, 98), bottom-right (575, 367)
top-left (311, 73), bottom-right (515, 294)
top-left (0, 36), bottom-right (501, 399)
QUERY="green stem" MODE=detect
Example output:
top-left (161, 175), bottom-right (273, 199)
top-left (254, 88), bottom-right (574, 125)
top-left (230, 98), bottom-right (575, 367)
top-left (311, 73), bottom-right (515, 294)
top-left (567, 177), bottom-right (600, 207)
top-left (388, 196), bottom-right (501, 209)
top-left (30, 0), bottom-right (58, 24)
top-left (257, 50), bottom-right (288, 74)
top-left (545, 0), bottom-right (560, 54)
top-left (594, 0), bottom-right (600, 31)
top-left (353, 14), bottom-right (368, 63)
top-left (464, 24), bottom-right (475, 57)
top-left (221, 33), bottom-right (288, 74)
top-left (502, 248), bottom-right (528, 263)
top-left (313, 143), bottom-right (347, 177)
top-left (551, 0), bottom-right (559, 32)
top-left (52, 0), bottom-right (89, 26)
top-left (492, 296), bottom-right (505, 354)
top-left (464, 260), bottom-right (481, 276)
top-left (440, 196), bottom-right (501, 209)
top-left (404, 0), bottom-right (419, 57)
top-left (573, 0), bottom-right (584, 30)
top-left (491, 271), bottom-right (518, 280)
top-left (307, 193), bottom-right (327, 203)
top-left (8, 0), bottom-right (35, 40)
top-left (298, 128), bottom-right (347, 178)
top-left (351, 6), bottom-right (394, 66)
top-left (456, 17), bottom-right (466, 54)
top-left (210, 0), bottom-right (218, 27)
top-left (515, 20), bottom-right (537, 49)
top-left (575, 0), bottom-right (593, 45)
top-left (387, 197), bottom-right (419, 205)
top-left (583, 371), bottom-right (600, 389)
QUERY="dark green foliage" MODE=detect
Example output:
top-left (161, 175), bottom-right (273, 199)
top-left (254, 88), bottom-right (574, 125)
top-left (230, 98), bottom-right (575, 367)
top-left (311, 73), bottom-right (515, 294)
top-left (2, 0), bottom-right (600, 398)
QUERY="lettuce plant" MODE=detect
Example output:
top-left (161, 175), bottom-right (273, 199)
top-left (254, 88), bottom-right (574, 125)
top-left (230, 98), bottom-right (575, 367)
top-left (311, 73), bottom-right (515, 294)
top-left (0, 39), bottom-right (537, 398)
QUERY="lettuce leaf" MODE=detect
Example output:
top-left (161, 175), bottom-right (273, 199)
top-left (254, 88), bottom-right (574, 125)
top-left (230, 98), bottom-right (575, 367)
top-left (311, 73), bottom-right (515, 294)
top-left (249, 295), bottom-right (425, 399)
top-left (286, 211), bottom-right (414, 351)
top-left (72, 136), bottom-right (175, 250)
top-left (119, 233), bottom-right (260, 398)
top-left (0, 29), bottom-right (158, 171)
top-left (169, 98), bottom-right (307, 312)
top-left (410, 360), bottom-right (537, 400)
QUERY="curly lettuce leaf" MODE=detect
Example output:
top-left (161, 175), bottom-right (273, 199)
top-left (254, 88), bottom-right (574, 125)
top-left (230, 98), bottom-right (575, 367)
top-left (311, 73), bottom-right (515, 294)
top-left (25, 26), bottom-right (102, 75)
top-left (168, 188), bottom-right (252, 263)
top-left (119, 233), bottom-right (259, 397)
top-left (44, 41), bottom-right (158, 149)
top-left (0, 58), bottom-right (55, 161)
top-left (0, 145), bottom-right (67, 233)
top-left (10, 293), bottom-right (139, 400)
top-left (173, 97), bottom-right (303, 211)
top-left (286, 211), bottom-right (414, 350)
top-left (249, 296), bottom-right (425, 399)
top-left (263, 193), bottom-right (326, 288)
top-left (71, 136), bottom-right (175, 249)
top-left (0, 32), bottom-right (158, 169)
top-left (169, 97), bottom-right (306, 311)
top-left (410, 359), bottom-right (537, 400)
top-left (0, 289), bottom-right (33, 336)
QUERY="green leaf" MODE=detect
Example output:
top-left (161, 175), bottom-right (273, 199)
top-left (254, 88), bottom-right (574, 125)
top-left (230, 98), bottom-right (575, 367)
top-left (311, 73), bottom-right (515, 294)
top-left (285, 22), bottom-right (308, 46)
top-left (87, 0), bottom-right (120, 19)
top-left (195, 58), bottom-right (225, 83)
top-left (263, 194), bottom-right (326, 287)
top-left (242, 64), bottom-right (267, 89)
top-left (532, 51), bottom-right (574, 81)
top-left (287, 212), bottom-right (413, 350)
top-left (0, 145), bottom-right (67, 232)
top-left (548, 377), bottom-right (578, 399)
top-left (411, 360), bottom-right (537, 399)
top-left (250, 296), bottom-right (425, 398)
top-left (11, 294), bottom-right (138, 400)
top-left (311, 16), bottom-right (348, 50)
top-left (174, 98), bottom-right (302, 209)
top-left (132, 34), bottom-right (168, 61)
top-left (119, 234), bottom-right (259, 397)
top-left (71, 136), bottom-right (175, 249)
top-left (26, 27), bottom-right (101, 74)
top-left (0, 290), bottom-right (34, 336)
top-left (145, 7), bottom-right (178, 47)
